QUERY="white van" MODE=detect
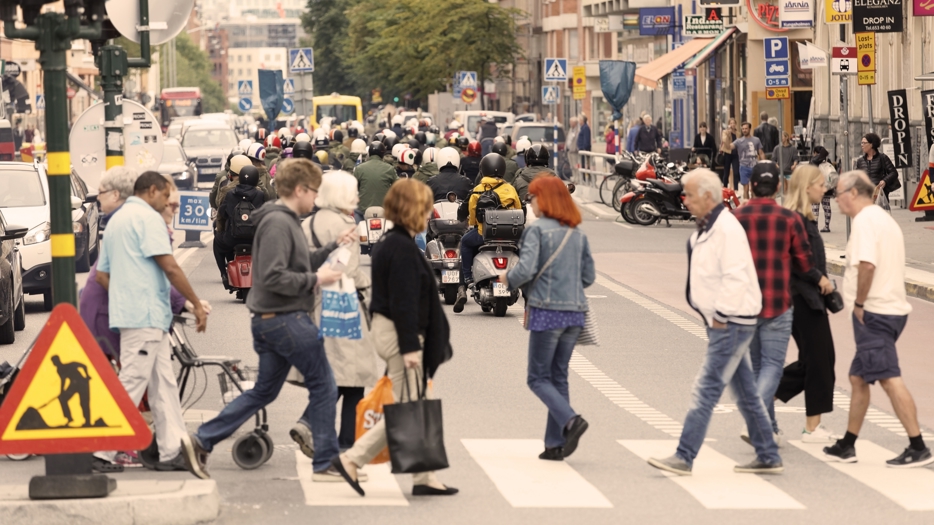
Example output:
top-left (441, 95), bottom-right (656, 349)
top-left (453, 111), bottom-right (514, 139)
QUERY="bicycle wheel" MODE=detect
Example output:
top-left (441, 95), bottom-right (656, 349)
top-left (599, 174), bottom-right (621, 205)
top-left (611, 178), bottom-right (631, 212)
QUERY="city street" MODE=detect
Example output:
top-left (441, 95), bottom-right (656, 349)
top-left (3, 211), bottom-right (933, 524)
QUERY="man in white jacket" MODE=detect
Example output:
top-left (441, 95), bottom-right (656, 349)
top-left (648, 169), bottom-right (783, 476)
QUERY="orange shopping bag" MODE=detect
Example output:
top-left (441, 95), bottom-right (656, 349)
top-left (355, 376), bottom-right (393, 464)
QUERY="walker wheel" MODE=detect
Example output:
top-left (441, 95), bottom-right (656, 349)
top-left (232, 433), bottom-right (269, 469)
top-left (257, 430), bottom-right (274, 463)
top-left (6, 454), bottom-right (32, 461)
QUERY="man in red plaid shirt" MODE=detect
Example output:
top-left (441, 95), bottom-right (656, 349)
top-left (734, 161), bottom-right (821, 446)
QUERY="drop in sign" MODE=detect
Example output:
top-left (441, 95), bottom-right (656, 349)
top-left (886, 89), bottom-right (912, 168)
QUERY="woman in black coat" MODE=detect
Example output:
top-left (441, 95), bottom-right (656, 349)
top-left (692, 122), bottom-right (716, 166)
top-left (855, 132), bottom-right (899, 200)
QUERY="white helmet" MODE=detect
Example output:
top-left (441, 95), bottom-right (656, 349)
top-left (493, 136), bottom-right (506, 144)
top-left (391, 143), bottom-right (407, 158)
top-left (405, 118), bottom-right (419, 129)
top-left (391, 114), bottom-right (405, 126)
top-left (351, 121), bottom-right (365, 134)
top-left (437, 147), bottom-right (461, 170)
top-left (422, 147), bottom-right (439, 164)
top-left (448, 119), bottom-right (461, 130)
top-left (350, 138), bottom-right (367, 154)
top-left (295, 132), bottom-right (312, 143)
top-left (278, 127), bottom-right (293, 139)
top-left (238, 139), bottom-right (252, 151)
top-left (397, 148), bottom-right (417, 166)
top-left (515, 138), bottom-right (532, 154)
top-left (382, 129), bottom-right (397, 140)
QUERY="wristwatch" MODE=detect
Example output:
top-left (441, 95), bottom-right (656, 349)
top-left (854, 302), bottom-right (864, 308)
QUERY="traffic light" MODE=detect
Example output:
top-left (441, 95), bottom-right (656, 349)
top-left (394, 96), bottom-right (399, 103)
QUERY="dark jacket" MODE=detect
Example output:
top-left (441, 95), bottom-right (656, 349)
top-left (693, 132), bottom-right (716, 158)
top-left (460, 156), bottom-right (481, 183)
top-left (354, 157), bottom-right (398, 211)
top-left (413, 162), bottom-right (439, 183)
top-left (478, 122), bottom-right (499, 141)
top-left (855, 152), bottom-right (899, 195)
top-left (370, 227), bottom-right (452, 378)
top-left (220, 184), bottom-right (266, 237)
top-left (246, 203), bottom-right (338, 314)
top-left (503, 157), bottom-right (520, 184)
top-left (428, 167), bottom-right (473, 202)
top-left (635, 125), bottom-right (663, 152)
top-left (577, 123), bottom-right (592, 152)
top-left (754, 122), bottom-right (779, 156)
top-left (790, 213), bottom-right (827, 311)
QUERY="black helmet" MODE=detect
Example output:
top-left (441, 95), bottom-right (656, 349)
top-left (292, 141), bottom-right (314, 159)
top-left (239, 165), bottom-right (260, 187)
top-left (455, 136), bottom-right (470, 150)
top-left (525, 144), bottom-right (550, 167)
top-left (491, 142), bottom-right (508, 156)
top-left (382, 135), bottom-right (397, 150)
top-left (429, 125), bottom-right (440, 134)
top-left (479, 153), bottom-right (506, 179)
top-left (280, 137), bottom-right (292, 149)
top-left (373, 132), bottom-right (386, 143)
top-left (332, 129), bottom-right (344, 143)
top-left (368, 141), bottom-right (386, 157)
top-left (224, 148), bottom-right (245, 171)
top-left (347, 127), bottom-right (359, 138)
top-left (314, 136), bottom-right (329, 150)
top-left (414, 132), bottom-right (427, 146)
top-left (407, 138), bottom-right (420, 150)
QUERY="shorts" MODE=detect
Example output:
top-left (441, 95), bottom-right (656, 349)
top-left (849, 311), bottom-right (907, 384)
top-left (783, 173), bottom-right (792, 180)
top-left (739, 166), bottom-right (754, 185)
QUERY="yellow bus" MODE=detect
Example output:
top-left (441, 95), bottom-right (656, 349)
top-left (311, 94), bottom-right (363, 129)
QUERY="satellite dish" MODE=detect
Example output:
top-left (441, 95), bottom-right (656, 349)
top-left (105, 0), bottom-right (195, 46)
top-left (70, 99), bottom-right (164, 191)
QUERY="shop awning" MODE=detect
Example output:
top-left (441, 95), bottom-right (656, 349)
top-left (683, 27), bottom-right (739, 70)
top-left (634, 38), bottom-right (712, 90)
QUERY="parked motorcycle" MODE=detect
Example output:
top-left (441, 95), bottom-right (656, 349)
top-left (425, 193), bottom-right (468, 305)
top-left (619, 177), bottom-right (740, 226)
top-left (227, 244), bottom-right (253, 302)
top-left (357, 206), bottom-right (393, 255)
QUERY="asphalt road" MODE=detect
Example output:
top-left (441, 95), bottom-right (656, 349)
top-left (2, 212), bottom-right (934, 524)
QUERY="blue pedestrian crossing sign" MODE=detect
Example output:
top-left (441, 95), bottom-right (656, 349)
top-left (35, 94), bottom-right (45, 111)
top-left (544, 58), bottom-right (568, 82)
top-left (283, 78), bottom-right (295, 95)
top-left (542, 86), bottom-right (560, 105)
top-left (289, 48), bottom-right (314, 73)
top-left (281, 97), bottom-right (294, 114)
top-left (237, 80), bottom-right (253, 96)
top-left (459, 71), bottom-right (478, 90)
top-left (238, 98), bottom-right (253, 112)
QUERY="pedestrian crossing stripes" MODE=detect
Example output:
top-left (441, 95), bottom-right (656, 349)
top-left (594, 275), bottom-right (709, 340)
top-left (295, 452), bottom-right (409, 506)
top-left (461, 439), bottom-right (613, 508)
top-left (619, 440), bottom-right (806, 509)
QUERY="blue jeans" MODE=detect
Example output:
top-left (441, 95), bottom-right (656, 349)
top-left (415, 232), bottom-right (427, 252)
top-left (749, 308), bottom-right (794, 433)
top-left (195, 312), bottom-right (339, 472)
top-left (528, 326), bottom-right (582, 448)
top-left (460, 228), bottom-right (484, 285)
top-left (676, 323), bottom-right (780, 467)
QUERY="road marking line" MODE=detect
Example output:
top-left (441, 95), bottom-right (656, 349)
top-left (294, 452), bottom-right (408, 506)
top-left (619, 440), bottom-right (806, 510)
top-left (461, 439), bottom-right (613, 508)
top-left (613, 222), bottom-right (633, 230)
top-left (790, 440), bottom-right (934, 510)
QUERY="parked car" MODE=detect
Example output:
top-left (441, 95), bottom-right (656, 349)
top-left (454, 111), bottom-right (515, 140)
top-left (0, 162), bottom-right (99, 311)
top-left (0, 209), bottom-right (27, 344)
top-left (511, 122), bottom-right (571, 178)
top-left (180, 122), bottom-right (238, 189)
top-left (158, 138), bottom-right (196, 190)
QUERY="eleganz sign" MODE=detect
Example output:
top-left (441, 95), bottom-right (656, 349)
top-left (853, 0), bottom-right (904, 33)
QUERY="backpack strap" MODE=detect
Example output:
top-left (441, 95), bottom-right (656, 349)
top-left (304, 210), bottom-right (323, 249)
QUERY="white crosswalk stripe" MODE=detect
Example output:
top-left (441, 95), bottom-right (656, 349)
top-left (619, 440), bottom-right (806, 509)
top-left (295, 452), bottom-right (409, 506)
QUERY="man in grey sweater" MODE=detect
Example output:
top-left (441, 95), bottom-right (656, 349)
top-left (185, 159), bottom-right (355, 481)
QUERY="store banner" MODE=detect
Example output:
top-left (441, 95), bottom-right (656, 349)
top-left (915, 0), bottom-right (934, 15)
top-left (825, 0), bottom-right (852, 23)
top-left (921, 89), bottom-right (934, 151)
top-left (638, 7), bottom-right (676, 36)
top-left (853, 0), bottom-right (903, 33)
top-left (779, 0), bottom-right (814, 27)
top-left (886, 89), bottom-right (912, 168)
top-left (806, 43), bottom-right (828, 67)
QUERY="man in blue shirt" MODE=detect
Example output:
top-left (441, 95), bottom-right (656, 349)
top-left (94, 171), bottom-right (208, 478)
top-left (577, 115), bottom-right (592, 182)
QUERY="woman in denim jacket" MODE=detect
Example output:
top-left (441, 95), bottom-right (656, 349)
top-left (503, 176), bottom-right (596, 461)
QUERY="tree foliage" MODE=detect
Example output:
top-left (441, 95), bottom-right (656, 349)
top-left (301, 0), bottom-right (361, 96)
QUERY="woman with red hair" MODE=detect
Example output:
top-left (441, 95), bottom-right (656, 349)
top-left (502, 175), bottom-right (595, 461)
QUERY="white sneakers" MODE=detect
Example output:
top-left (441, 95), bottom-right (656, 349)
top-left (801, 425), bottom-right (838, 444)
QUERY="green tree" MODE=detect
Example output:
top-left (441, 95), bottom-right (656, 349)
top-left (301, 0), bottom-right (362, 97)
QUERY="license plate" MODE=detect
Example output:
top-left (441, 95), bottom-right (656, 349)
top-left (200, 168), bottom-right (219, 175)
top-left (441, 270), bottom-right (459, 284)
top-left (493, 282), bottom-right (510, 297)
top-left (368, 230), bottom-right (382, 242)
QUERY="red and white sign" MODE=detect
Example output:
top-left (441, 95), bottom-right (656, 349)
top-left (831, 46), bottom-right (857, 75)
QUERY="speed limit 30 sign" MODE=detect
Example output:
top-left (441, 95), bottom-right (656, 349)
top-left (174, 191), bottom-right (213, 231)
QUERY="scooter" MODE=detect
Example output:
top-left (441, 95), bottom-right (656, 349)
top-left (469, 209), bottom-right (524, 317)
top-left (425, 193), bottom-right (467, 305)
top-left (619, 179), bottom-right (740, 226)
top-left (357, 206), bottom-right (393, 255)
top-left (227, 244), bottom-right (253, 302)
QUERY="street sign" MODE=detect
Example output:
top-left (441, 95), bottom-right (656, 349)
top-left (175, 191), bottom-right (213, 231)
top-left (831, 46), bottom-right (857, 74)
top-left (4, 60), bottom-right (21, 77)
top-left (283, 78), bottom-right (295, 95)
top-left (459, 71), bottom-right (478, 90)
top-left (683, 14), bottom-right (723, 36)
top-left (764, 37), bottom-right (790, 60)
top-left (767, 87), bottom-right (791, 100)
top-left (765, 60), bottom-right (791, 77)
top-left (909, 169), bottom-right (934, 211)
top-left (858, 71), bottom-right (876, 85)
top-left (461, 88), bottom-right (477, 104)
top-left (289, 48), bottom-right (314, 73)
top-left (35, 94), bottom-right (45, 110)
top-left (238, 80), bottom-right (253, 96)
top-left (238, 97), bottom-right (253, 112)
top-left (544, 58), bottom-right (568, 82)
top-left (281, 97), bottom-right (295, 114)
top-left (542, 86), bottom-right (560, 105)
top-left (765, 77), bottom-right (791, 87)
top-left (106, 0), bottom-right (194, 45)
top-left (779, 0), bottom-right (814, 28)
top-left (0, 304), bottom-right (152, 455)
top-left (887, 89), bottom-right (913, 168)
top-left (572, 66), bottom-right (586, 100)
top-left (856, 32), bottom-right (875, 72)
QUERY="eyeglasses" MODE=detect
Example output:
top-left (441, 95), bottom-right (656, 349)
top-left (301, 185), bottom-right (318, 193)
top-left (860, 141), bottom-right (869, 145)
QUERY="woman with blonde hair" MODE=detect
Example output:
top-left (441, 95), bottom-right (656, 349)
top-left (719, 123), bottom-right (736, 188)
top-left (332, 179), bottom-right (456, 497)
top-left (774, 165), bottom-right (838, 443)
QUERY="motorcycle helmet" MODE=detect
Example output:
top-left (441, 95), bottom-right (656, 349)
top-left (466, 141), bottom-right (481, 158)
top-left (373, 131), bottom-right (386, 144)
top-left (277, 127), bottom-right (293, 140)
top-left (407, 138), bottom-right (421, 150)
top-left (293, 132), bottom-right (311, 143)
top-left (224, 148), bottom-right (246, 172)
top-left (332, 129), bottom-right (344, 143)
top-left (367, 141), bottom-right (387, 158)
top-left (448, 119), bottom-right (461, 130)
top-left (479, 153), bottom-right (506, 179)
top-left (314, 136), bottom-right (330, 150)
top-left (315, 150), bottom-right (329, 164)
top-left (246, 143), bottom-right (266, 162)
top-left (491, 142), bottom-right (508, 157)
top-left (429, 125), bottom-right (440, 135)
top-left (391, 114), bottom-right (405, 126)
top-left (229, 155), bottom-right (252, 178)
top-left (455, 136), bottom-right (470, 150)
top-left (382, 135), bottom-right (398, 151)
top-left (238, 138), bottom-right (252, 151)
top-left (238, 165), bottom-right (260, 187)
top-left (264, 135), bottom-right (281, 149)
top-left (350, 138), bottom-right (367, 154)
top-left (292, 141), bottom-right (314, 159)
top-left (347, 126), bottom-right (359, 138)
top-left (515, 138), bottom-right (532, 154)
top-left (391, 143), bottom-right (407, 159)
top-left (422, 147), bottom-right (439, 164)
top-left (437, 147), bottom-right (461, 170)
top-left (397, 147), bottom-right (417, 166)
top-left (525, 144), bottom-right (550, 167)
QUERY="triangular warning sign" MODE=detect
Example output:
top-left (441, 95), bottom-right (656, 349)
top-left (0, 304), bottom-right (152, 455)
top-left (909, 168), bottom-right (934, 212)
top-left (238, 81), bottom-right (252, 96)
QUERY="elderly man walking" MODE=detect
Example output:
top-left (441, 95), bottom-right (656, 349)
top-left (648, 169), bottom-right (782, 476)
top-left (823, 171), bottom-right (932, 467)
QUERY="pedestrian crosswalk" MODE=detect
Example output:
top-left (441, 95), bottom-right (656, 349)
top-left (295, 452), bottom-right (409, 506)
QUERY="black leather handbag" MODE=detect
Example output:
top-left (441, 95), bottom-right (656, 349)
top-left (824, 281), bottom-right (844, 314)
top-left (383, 369), bottom-right (449, 474)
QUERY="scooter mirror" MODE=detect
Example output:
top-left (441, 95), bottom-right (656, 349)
top-left (566, 182), bottom-right (576, 194)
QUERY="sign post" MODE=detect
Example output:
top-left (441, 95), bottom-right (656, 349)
top-left (856, 33), bottom-right (876, 132)
top-left (175, 191), bottom-right (213, 247)
top-left (288, 48), bottom-right (314, 121)
top-left (544, 58), bottom-right (568, 169)
top-left (764, 37), bottom-right (790, 137)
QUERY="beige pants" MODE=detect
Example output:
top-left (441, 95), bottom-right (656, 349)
top-left (345, 314), bottom-right (439, 486)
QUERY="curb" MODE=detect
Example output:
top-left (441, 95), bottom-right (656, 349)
top-left (826, 260), bottom-right (934, 304)
top-left (0, 479), bottom-right (220, 525)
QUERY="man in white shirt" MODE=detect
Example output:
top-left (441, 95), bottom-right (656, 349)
top-left (823, 171), bottom-right (931, 468)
